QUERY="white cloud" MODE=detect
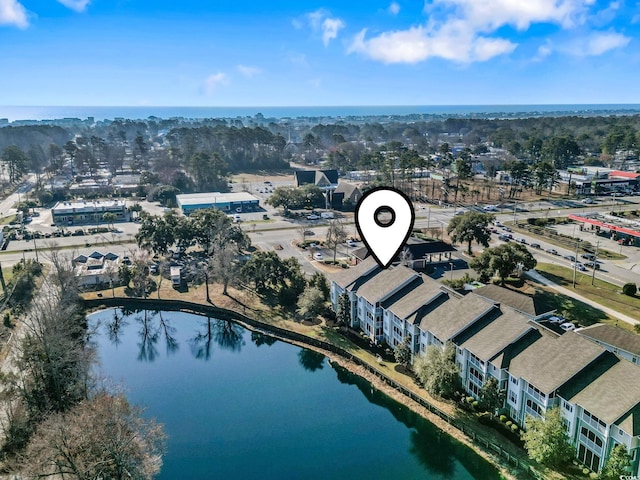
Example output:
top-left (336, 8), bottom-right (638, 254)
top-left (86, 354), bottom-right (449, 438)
top-left (585, 31), bottom-right (630, 55)
top-left (533, 43), bottom-right (553, 61)
top-left (321, 17), bottom-right (345, 46)
top-left (306, 9), bottom-right (345, 46)
top-left (202, 73), bottom-right (229, 95)
top-left (0, 0), bottom-right (29, 29)
top-left (236, 65), bottom-right (262, 77)
top-left (348, 22), bottom-right (516, 63)
top-left (57, 0), bottom-right (90, 13)
top-left (388, 2), bottom-right (400, 15)
top-left (560, 30), bottom-right (631, 56)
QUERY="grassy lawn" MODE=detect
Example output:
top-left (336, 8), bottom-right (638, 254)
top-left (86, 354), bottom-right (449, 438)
top-left (535, 263), bottom-right (640, 329)
top-left (0, 215), bottom-right (16, 225)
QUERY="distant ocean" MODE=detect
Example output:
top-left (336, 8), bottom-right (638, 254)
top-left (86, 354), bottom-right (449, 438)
top-left (1, 104), bottom-right (640, 122)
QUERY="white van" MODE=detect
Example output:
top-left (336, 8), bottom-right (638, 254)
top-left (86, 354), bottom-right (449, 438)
top-left (320, 212), bottom-right (335, 219)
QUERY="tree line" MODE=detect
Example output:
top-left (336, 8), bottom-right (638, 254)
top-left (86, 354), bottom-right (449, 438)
top-left (0, 251), bottom-right (165, 477)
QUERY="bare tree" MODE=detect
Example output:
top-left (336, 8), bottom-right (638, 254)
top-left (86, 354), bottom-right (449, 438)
top-left (208, 241), bottom-right (239, 295)
top-left (19, 393), bottom-right (166, 479)
top-left (325, 219), bottom-right (347, 263)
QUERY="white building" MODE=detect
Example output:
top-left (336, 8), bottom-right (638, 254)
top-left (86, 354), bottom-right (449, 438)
top-left (73, 251), bottom-right (120, 287)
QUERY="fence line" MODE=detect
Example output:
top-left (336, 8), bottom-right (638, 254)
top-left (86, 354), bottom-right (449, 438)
top-left (84, 297), bottom-right (541, 478)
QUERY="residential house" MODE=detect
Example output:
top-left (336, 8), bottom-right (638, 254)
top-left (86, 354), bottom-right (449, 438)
top-left (351, 236), bottom-right (456, 270)
top-left (73, 251), bottom-right (120, 287)
top-left (332, 182), bottom-right (362, 210)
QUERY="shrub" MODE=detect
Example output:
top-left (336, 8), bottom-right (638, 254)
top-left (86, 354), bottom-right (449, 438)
top-left (510, 424), bottom-right (519, 433)
top-left (622, 282), bottom-right (637, 297)
top-left (588, 473), bottom-right (598, 480)
top-left (582, 467), bottom-right (590, 475)
top-left (466, 396), bottom-right (475, 405)
top-left (472, 401), bottom-right (479, 409)
top-left (500, 415), bottom-right (507, 423)
top-left (506, 421), bottom-right (513, 428)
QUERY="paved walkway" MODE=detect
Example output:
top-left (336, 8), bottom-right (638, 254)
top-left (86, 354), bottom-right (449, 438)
top-left (526, 270), bottom-right (639, 326)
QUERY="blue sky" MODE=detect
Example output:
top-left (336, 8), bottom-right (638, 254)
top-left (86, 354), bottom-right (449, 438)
top-left (0, 0), bottom-right (639, 106)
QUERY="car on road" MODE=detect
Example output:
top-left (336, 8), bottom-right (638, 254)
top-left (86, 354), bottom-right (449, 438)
top-left (560, 322), bottom-right (576, 331)
top-left (581, 253), bottom-right (596, 261)
top-left (307, 214), bottom-right (320, 220)
top-left (545, 248), bottom-right (558, 255)
top-left (572, 263), bottom-right (587, 271)
top-left (518, 238), bottom-right (527, 244)
top-left (498, 234), bottom-right (511, 242)
top-left (563, 254), bottom-right (576, 262)
top-left (313, 252), bottom-right (323, 261)
top-left (483, 205), bottom-right (498, 212)
top-left (502, 226), bottom-right (512, 232)
top-left (585, 261), bottom-right (601, 270)
top-left (581, 198), bottom-right (594, 204)
top-left (347, 240), bottom-right (357, 247)
top-left (530, 243), bottom-right (541, 249)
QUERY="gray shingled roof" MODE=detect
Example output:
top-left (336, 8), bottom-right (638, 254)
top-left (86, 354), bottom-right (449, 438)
top-left (419, 294), bottom-right (497, 342)
top-left (357, 265), bottom-right (418, 305)
top-left (569, 359), bottom-right (640, 433)
top-left (509, 332), bottom-right (606, 394)
top-left (331, 256), bottom-right (379, 289)
top-left (579, 324), bottom-right (640, 356)
top-left (458, 307), bottom-right (535, 362)
top-left (473, 284), bottom-right (546, 317)
top-left (383, 275), bottom-right (445, 320)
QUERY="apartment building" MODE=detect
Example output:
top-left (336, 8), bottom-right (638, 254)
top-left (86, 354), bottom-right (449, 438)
top-left (330, 264), bottom-right (640, 475)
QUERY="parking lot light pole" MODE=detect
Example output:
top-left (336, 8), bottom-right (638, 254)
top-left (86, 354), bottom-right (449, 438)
top-left (449, 262), bottom-right (454, 281)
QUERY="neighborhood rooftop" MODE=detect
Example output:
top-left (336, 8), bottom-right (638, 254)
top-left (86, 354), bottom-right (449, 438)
top-left (568, 358), bottom-right (640, 434)
top-left (382, 275), bottom-right (445, 322)
top-left (331, 256), bottom-right (379, 289)
top-left (473, 284), bottom-right (544, 317)
top-left (509, 332), bottom-right (606, 394)
top-left (419, 293), bottom-right (497, 342)
top-left (456, 307), bottom-right (536, 363)
top-left (356, 265), bottom-right (418, 305)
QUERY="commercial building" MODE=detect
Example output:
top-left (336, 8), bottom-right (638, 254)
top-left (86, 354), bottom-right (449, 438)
top-left (176, 192), bottom-right (260, 215)
top-left (51, 199), bottom-right (128, 225)
top-left (330, 261), bottom-right (640, 475)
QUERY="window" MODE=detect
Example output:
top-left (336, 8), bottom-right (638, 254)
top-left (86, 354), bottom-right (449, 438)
top-left (526, 399), bottom-right (542, 416)
top-left (562, 400), bottom-right (573, 413)
top-left (510, 376), bottom-right (518, 386)
top-left (508, 390), bottom-right (517, 405)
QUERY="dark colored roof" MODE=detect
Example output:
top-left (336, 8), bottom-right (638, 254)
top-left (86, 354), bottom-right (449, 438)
top-left (473, 284), bottom-right (548, 317)
top-left (509, 332), bottom-right (606, 394)
top-left (294, 169), bottom-right (338, 187)
top-left (578, 324), bottom-right (640, 356)
top-left (382, 275), bottom-right (445, 321)
top-left (331, 256), bottom-right (379, 289)
top-left (353, 237), bottom-right (456, 262)
top-left (357, 265), bottom-right (418, 305)
top-left (564, 355), bottom-right (640, 433)
top-left (455, 307), bottom-right (535, 362)
top-left (419, 294), bottom-right (497, 342)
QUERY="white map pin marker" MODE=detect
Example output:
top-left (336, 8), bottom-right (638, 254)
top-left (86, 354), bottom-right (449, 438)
top-left (355, 187), bottom-right (415, 269)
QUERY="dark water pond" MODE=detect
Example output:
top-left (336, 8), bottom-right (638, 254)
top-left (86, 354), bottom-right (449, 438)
top-left (88, 308), bottom-right (502, 480)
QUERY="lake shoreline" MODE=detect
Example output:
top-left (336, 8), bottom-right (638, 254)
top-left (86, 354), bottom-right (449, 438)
top-left (84, 296), bottom-right (528, 480)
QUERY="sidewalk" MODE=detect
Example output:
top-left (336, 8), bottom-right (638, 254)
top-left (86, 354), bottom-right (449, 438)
top-left (526, 270), bottom-right (639, 326)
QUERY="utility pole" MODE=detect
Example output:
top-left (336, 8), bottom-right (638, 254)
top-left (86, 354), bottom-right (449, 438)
top-left (572, 239), bottom-right (581, 288)
top-left (591, 240), bottom-right (600, 286)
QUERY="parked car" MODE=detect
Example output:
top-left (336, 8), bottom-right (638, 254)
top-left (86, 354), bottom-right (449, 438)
top-left (347, 240), bottom-right (357, 247)
top-left (530, 243), bottom-right (541, 249)
top-left (548, 315), bottom-right (564, 324)
top-left (313, 252), bottom-right (324, 261)
top-left (307, 214), bottom-right (320, 220)
top-left (560, 322), bottom-right (576, 331)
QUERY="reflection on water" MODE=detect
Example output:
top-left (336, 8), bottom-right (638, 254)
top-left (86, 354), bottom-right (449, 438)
top-left (90, 309), bottom-right (501, 480)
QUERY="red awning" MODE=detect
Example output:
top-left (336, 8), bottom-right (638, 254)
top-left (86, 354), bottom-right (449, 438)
top-left (568, 214), bottom-right (640, 238)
